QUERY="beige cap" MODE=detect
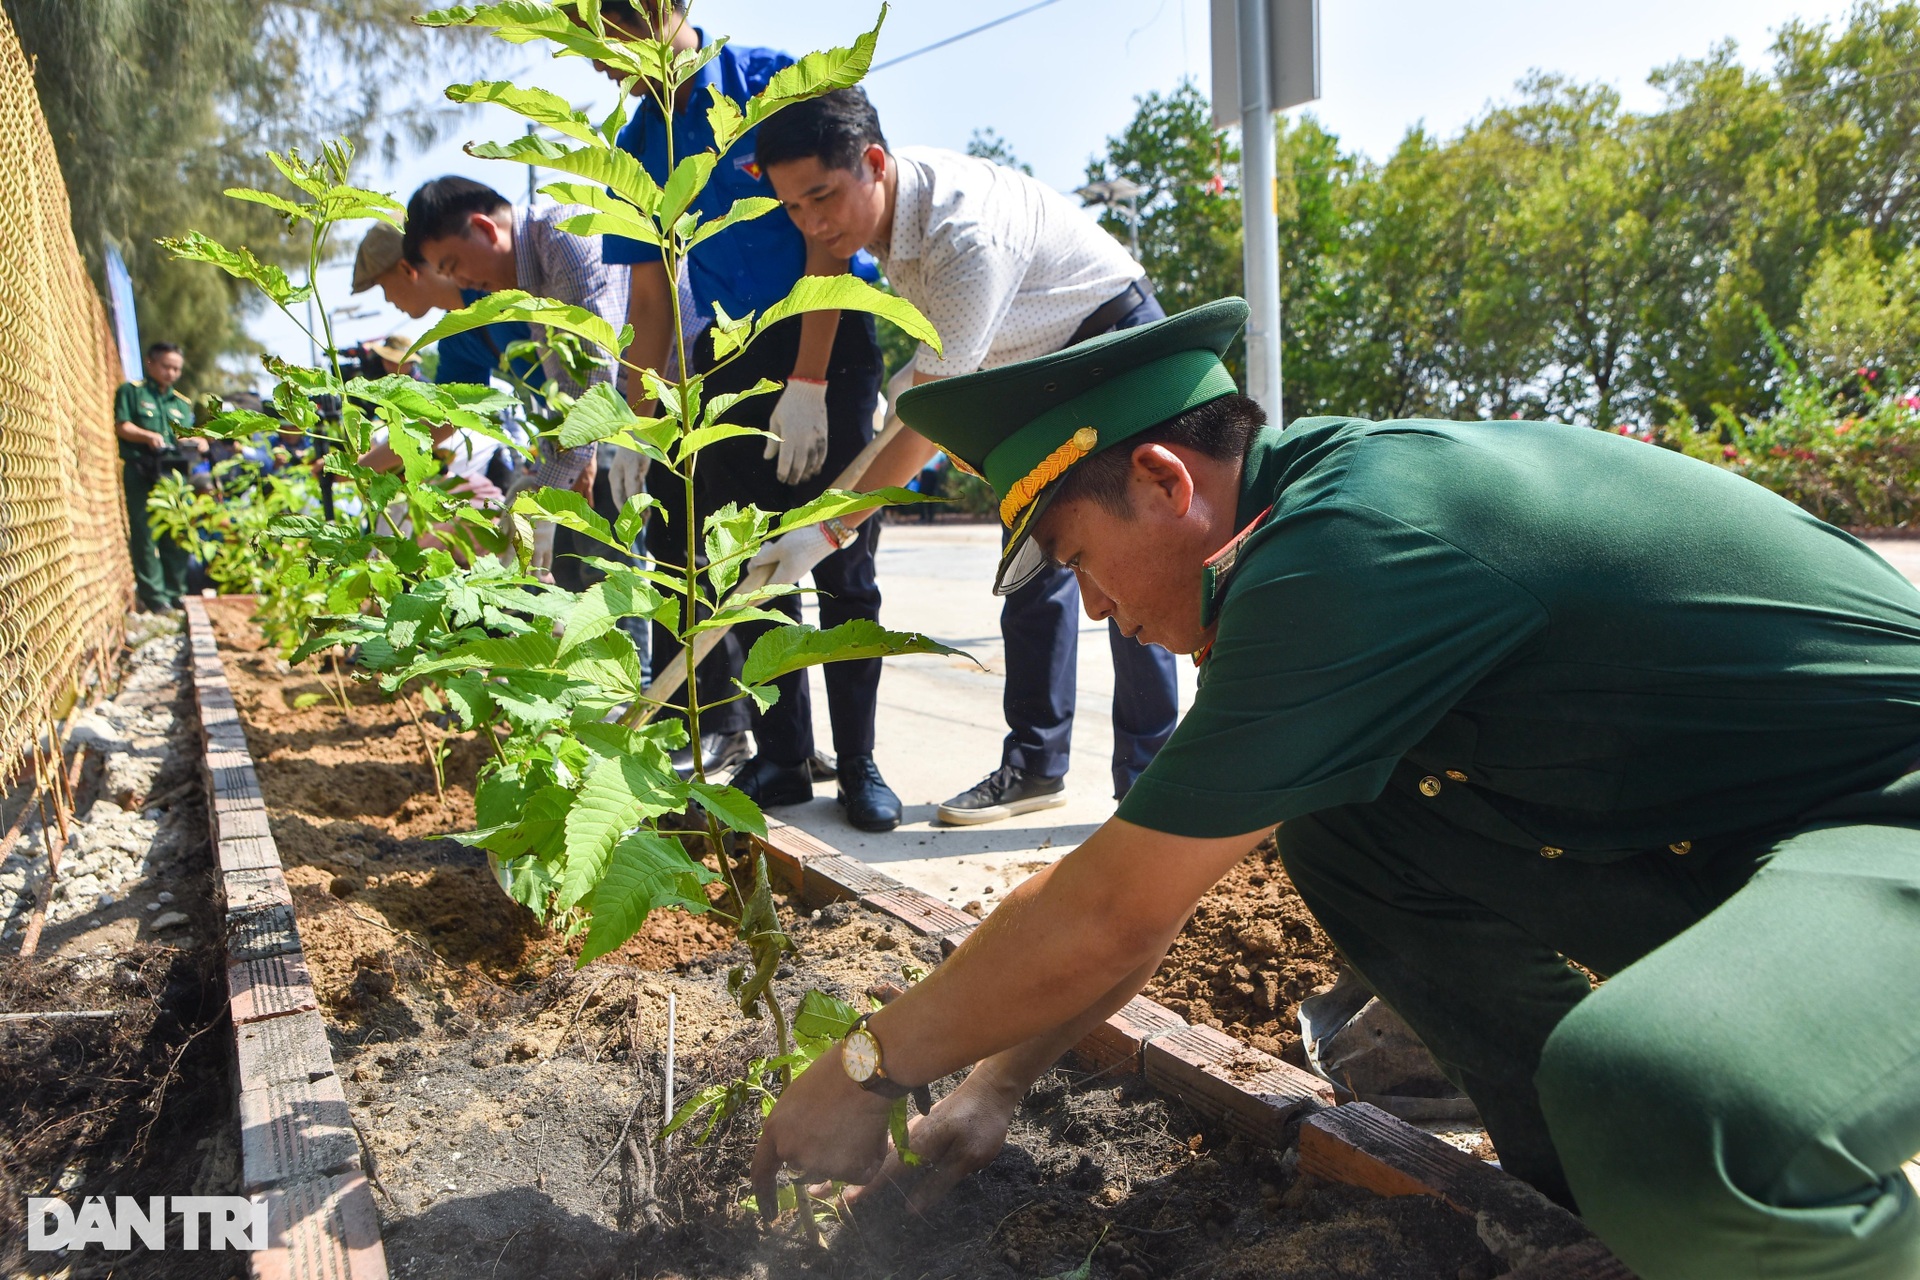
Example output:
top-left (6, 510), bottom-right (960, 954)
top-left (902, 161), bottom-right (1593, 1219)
top-left (351, 223), bottom-right (405, 294)
top-left (364, 335), bottom-right (419, 369)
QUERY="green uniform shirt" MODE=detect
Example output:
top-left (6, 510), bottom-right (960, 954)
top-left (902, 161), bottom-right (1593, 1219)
top-left (1117, 418), bottom-right (1920, 853)
top-left (115, 378), bottom-right (194, 463)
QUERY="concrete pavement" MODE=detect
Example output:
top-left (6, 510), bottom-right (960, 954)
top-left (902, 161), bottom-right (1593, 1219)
top-left (776, 521), bottom-right (1197, 908)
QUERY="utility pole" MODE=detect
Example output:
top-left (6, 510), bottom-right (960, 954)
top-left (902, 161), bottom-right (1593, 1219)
top-left (1211, 0), bottom-right (1320, 424)
top-left (1236, 0), bottom-right (1282, 419)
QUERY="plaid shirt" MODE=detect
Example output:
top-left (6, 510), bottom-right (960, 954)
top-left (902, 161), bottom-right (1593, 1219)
top-left (513, 204), bottom-right (631, 487)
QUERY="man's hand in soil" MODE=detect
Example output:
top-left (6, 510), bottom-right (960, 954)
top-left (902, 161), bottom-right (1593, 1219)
top-left (838, 1068), bottom-right (1021, 1214)
top-left (750, 1041), bottom-right (896, 1218)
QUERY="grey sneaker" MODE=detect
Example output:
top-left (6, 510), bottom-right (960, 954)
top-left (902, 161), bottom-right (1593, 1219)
top-left (935, 764), bottom-right (1068, 826)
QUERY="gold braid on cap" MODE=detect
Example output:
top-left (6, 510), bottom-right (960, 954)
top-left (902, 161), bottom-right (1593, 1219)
top-left (999, 427), bottom-right (1099, 527)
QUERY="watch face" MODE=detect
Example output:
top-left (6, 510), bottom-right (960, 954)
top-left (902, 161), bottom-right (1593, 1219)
top-left (842, 1029), bottom-right (880, 1083)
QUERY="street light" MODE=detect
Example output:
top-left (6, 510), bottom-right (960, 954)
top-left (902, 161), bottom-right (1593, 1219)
top-left (1075, 177), bottom-right (1146, 260)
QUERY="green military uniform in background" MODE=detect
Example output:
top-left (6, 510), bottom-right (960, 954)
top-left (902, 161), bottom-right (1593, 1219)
top-left (115, 377), bottom-right (195, 610)
top-left (1118, 416), bottom-right (1920, 1279)
top-left (898, 300), bottom-right (1920, 1279)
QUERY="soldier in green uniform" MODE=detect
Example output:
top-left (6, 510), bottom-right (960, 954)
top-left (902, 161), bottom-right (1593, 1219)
top-left (750, 299), bottom-right (1920, 1279)
top-left (114, 341), bottom-right (205, 611)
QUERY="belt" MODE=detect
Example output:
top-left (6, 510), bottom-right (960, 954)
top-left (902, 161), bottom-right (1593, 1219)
top-left (1064, 279), bottom-right (1154, 348)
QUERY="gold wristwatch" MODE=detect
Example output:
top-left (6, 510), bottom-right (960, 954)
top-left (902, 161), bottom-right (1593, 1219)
top-left (840, 1013), bottom-right (913, 1099)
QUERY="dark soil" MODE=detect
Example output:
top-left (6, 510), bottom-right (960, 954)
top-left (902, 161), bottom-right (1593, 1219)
top-left (205, 599), bottom-right (1502, 1280)
top-left (0, 629), bottom-right (242, 1280)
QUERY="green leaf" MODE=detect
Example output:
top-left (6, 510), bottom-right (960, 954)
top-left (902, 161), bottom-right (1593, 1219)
top-left (559, 573), bottom-right (664, 656)
top-left (732, 679), bottom-right (780, 713)
top-left (661, 153), bottom-right (718, 227)
top-left (757, 275), bottom-right (942, 355)
top-left (224, 188), bottom-right (312, 221)
top-left (707, 11), bottom-right (887, 155)
top-left (687, 781), bottom-right (765, 837)
top-left (512, 487), bottom-right (617, 547)
top-left (159, 231), bottom-right (307, 306)
top-left (579, 831), bottom-right (716, 964)
top-left (664, 1082), bottom-right (734, 1140)
top-left (772, 486), bottom-right (942, 537)
top-left (742, 620), bottom-right (966, 686)
top-left (699, 378), bottom-right (784, 430)
top-left (557, 631), bottom-right (646, 700)
top-left (615, 493), bottom-right (659, 547)
top-left (688, 196), bottom-right (781, 248)
top-left (562, 753), bottom-right (690, 907)
top-left (674, 422), bottom-right (771, 462)
top-left (890, 1096), bottom-right (922, 1167)
top-left (447, 80), bottom-right (600, 144)
top-left (409, 289), bottom-right (623, 361)
top-left (468, 134), bottom-right (661, 218)
top-left (729, 854), bottom-right (791, 1019)
top-left (1040, 1229), bottom-right (1109, 1280)
top-left (703, 503), bottom-right (772, 594)
top-left (794, 989), bottom-right (861, 1043)
top-left (554, 383), bottom-right (667, 456)
top-left (292, 692), bottom-right (327, 710)
top-left (441, 674), bottom-right (496, 730)
top-left (383, 592), bottom-right (445, 651)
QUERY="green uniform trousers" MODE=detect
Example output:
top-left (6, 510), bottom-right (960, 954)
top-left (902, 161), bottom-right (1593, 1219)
top-left (122, 463), bottom-right (189, 610)
top-left (1278, 766), bottom-right (1920, 1279)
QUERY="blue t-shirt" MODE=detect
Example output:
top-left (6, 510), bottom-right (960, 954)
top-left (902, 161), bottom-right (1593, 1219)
top-left (434, 290), bottom-right (546, 390)
top-left (602, 31), bottom-right (878, 320)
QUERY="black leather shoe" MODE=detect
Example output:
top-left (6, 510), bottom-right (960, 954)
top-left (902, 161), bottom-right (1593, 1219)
top-left (936, 764), bottom-right (1067, 826)
top-left (731, 755), bottom-right (814, 808)
top-left (670, 730), bottom-right (751, 779)
top-left (836, 754), bottom-right (902, 832)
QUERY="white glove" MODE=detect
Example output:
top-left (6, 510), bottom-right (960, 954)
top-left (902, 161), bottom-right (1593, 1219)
top-left (765, 377), bottom-right (831, 486)
top-left (608, 445), bottom-right (649, 514)
top-left (746, 521), bottom-right (855, 585)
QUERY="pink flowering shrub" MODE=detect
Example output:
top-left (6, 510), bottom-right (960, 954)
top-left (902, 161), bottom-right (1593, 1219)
top-left (1663, 316), bottom-right (1920, 527)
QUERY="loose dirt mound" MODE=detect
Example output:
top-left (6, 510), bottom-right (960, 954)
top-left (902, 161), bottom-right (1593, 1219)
top-left (1146, 836), bottom-right (1342, 1067)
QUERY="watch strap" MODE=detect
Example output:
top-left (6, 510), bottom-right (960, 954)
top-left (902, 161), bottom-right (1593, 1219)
top-left (847, 1014), bottom-right (913, 1099)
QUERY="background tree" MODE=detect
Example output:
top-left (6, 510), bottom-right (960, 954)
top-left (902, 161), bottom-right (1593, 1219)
top-left (3, 0), bottom-right (486, 390)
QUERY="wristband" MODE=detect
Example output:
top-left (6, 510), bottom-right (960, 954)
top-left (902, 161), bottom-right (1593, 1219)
top-left (822, 517), bottom-right (853, 549)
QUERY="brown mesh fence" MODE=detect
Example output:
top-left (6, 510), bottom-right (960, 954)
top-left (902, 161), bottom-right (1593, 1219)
top-left (0, 6), bottom-right (134, 779)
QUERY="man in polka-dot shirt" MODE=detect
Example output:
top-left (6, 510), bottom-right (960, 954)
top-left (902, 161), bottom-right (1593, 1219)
top-left (758, 88), bottom-right (1180, 825)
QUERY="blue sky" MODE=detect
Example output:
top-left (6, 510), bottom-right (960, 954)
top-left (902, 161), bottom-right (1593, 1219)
top-left (237, 0), bottom-right (1858, 381)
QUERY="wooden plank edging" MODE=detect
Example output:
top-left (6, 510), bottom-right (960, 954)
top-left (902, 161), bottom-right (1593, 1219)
top-left (185, 600), bottom-right (390, 1280)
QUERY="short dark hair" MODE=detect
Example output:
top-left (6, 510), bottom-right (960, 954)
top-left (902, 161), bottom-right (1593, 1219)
top-left (146, 342), bottom-right (182, 359)
top-left (403, 176), bottom-right (511, 263)
top-left (754, 87), bottom-right (889, 173)
top-left (1048, 393), bottom-right (1266, 517)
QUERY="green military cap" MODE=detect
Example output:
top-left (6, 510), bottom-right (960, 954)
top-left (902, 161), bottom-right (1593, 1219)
top-left (895, 297), bottom-right (1250, 594)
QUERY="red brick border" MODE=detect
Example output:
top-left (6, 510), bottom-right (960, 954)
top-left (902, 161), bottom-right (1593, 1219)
top-left (186, 601), bottom-right (389, 1280)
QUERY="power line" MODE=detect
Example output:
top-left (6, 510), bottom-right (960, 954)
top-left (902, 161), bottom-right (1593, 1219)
top-left (870, 0), bottom-right (1071, 73)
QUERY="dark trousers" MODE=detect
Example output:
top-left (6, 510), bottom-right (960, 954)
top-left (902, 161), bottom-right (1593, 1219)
top-left (1276, 763), bottom-right (1920, 1278)
top-left (647, 311), bottom-right (885, 763)
top-left (1000, 290), bottom-right (1179, 797)
top-left (551, 448), bottom-right (650, 676)
top-left (123, 462), bottom-right (190, 610)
